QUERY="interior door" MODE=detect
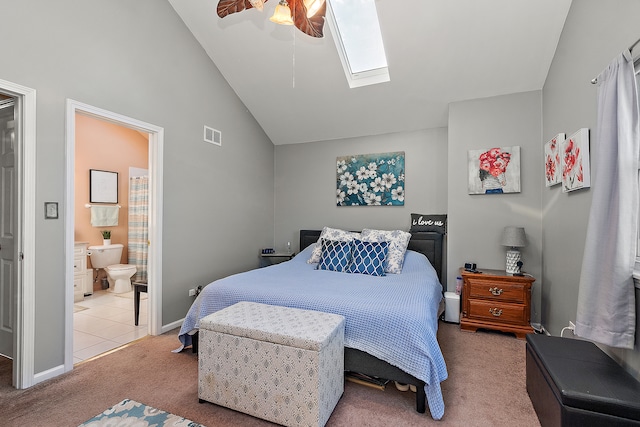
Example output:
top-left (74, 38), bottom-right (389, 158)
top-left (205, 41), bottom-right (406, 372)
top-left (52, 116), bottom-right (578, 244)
top-left (0, 99), bottom-right (16, 358)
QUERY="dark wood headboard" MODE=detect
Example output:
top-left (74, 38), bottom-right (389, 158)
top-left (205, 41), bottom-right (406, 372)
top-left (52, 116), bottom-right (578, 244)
top-left (299, 229), bottom-right (444, 282)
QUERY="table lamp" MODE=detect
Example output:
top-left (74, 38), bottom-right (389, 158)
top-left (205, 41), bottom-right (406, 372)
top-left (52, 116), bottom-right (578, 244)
top-left (501, 226), bottom-right (526, 274)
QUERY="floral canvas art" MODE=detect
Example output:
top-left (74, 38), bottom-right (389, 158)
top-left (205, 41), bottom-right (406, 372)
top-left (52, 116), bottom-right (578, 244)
top-left (468, 146), bottom-right (521, 194)
top-left (544, 133), bottom-right (564, 187)
top-left (562, 128), bottom-right (590, 192)
top-left (337, 151), bottom-right (405, 206)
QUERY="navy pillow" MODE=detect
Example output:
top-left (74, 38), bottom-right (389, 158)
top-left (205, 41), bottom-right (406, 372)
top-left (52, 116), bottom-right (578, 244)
top-left (316, 239), bottom-right (352, 272)
top-left (347, 239), bottom-right (389, 277)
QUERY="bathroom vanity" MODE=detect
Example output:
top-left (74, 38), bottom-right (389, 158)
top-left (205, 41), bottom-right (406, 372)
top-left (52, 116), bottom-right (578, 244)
top-left (74, 242), bottom-right (89, 302)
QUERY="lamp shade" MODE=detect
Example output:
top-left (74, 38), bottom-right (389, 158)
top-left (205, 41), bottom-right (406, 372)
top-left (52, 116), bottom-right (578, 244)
top-left (270, 0), bottom-right (294, 25)
top-left (501, 226), bottom-right (526, 248)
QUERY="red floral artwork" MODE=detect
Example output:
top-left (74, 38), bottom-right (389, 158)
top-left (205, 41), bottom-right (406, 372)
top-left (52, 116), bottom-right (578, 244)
top-left (479, 148), bottom-right (511, 177)
top-left (563, 138), bottom-right (581, 183)
top-left (561, 129), bottom-right (590, 192)
top-left (468, 146), bottom-right (520, 195)
top-left (545, 137), bottom-right (559, 184)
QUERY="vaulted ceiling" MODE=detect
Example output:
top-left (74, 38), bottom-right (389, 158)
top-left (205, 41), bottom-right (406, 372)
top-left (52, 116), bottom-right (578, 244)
top-left (168, 0), bottom-right (573, 145)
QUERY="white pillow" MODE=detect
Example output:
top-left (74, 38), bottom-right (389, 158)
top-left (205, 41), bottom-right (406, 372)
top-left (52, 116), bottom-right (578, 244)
top-left (360, 228), bottom-right (411, 274)
top-left (307, 227), bottom-right (361, 264)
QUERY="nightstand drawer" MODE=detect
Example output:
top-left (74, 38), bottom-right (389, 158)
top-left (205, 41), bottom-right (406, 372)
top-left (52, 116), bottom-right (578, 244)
top-left (468, 299), bottom-right (527, 324)
top-left (467, 280), bottom-right (526, 303)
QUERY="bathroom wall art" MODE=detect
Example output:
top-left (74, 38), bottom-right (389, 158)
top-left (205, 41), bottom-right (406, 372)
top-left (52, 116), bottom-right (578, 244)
top-left (544, 133), bottom-right (564, 187)
top-left (562, 128), bottom-right (590, 193)
top-left (90, 169), bottom-right (118, 203)
top-left (336, 151), bottom-right (405, 206)
top-left (468, 146), bottom-right (521, 194)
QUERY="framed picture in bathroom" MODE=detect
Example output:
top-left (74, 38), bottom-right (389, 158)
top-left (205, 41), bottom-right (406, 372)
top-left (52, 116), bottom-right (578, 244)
top-left (90, 169), bottom-right (118, 204)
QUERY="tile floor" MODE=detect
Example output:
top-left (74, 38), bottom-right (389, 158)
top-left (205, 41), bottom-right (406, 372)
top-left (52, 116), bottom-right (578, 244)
top-left (73, 289), bottom-right (148, 364)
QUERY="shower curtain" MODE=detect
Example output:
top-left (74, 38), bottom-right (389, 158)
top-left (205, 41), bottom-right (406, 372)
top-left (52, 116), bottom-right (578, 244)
top-left (128, 176), bottom-right (149, 283)
top-left (575, 50), bottom-right (639, 349)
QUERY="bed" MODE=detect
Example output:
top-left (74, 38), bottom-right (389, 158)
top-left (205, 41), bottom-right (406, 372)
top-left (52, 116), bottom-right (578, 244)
top-left (177, 229), bottom-right (448, 420)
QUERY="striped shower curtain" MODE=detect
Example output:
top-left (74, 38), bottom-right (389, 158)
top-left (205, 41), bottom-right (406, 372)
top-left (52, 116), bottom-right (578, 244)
top-left (128, 176), bottom-right (148, 283)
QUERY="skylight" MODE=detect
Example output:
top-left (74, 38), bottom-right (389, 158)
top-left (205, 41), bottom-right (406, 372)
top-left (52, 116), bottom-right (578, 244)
top-left (326, 0), bottom-right (390, 88)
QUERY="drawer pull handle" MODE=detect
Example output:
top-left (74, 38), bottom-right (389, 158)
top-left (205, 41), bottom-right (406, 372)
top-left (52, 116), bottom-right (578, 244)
top-left (489, 308), bottom-right (503, 317)
top-left (489, 287), bottom-right (503, 296)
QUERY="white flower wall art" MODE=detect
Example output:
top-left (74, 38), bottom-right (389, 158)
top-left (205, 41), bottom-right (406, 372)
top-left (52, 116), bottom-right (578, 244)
top-left (336, 152), bottom-right (405, 206)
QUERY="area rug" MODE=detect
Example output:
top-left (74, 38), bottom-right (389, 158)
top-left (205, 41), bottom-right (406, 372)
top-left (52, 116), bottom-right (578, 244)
top-left (79, 399), bottom-right (204, 426)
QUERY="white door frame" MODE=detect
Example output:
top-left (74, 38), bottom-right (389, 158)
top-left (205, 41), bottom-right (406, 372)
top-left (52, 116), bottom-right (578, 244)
top-left (0, 78), bottom-right (36, 389)
top-left (64, 100), bottom-right (163, 373)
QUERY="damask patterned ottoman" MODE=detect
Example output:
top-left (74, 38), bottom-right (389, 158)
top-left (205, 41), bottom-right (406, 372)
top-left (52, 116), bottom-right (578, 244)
top-left (198, 301), bottom-right (345, 427)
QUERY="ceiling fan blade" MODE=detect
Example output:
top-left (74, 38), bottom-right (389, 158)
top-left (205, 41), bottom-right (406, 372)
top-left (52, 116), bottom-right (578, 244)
top-left (291, 0), bottom-right (326, 38)
top-left (217, 0), bottom-right (269, 18)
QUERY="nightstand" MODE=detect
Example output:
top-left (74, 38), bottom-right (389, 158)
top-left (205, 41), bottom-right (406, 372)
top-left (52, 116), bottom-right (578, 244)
top-left (259, 253), bottom-right (295, 268)
top-left (460, 268), bottom-right (535, 339)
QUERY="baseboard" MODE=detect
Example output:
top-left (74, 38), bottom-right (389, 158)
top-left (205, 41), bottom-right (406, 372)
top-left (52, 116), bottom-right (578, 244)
top-left (161, 318), bottom-right (184, 334)
top-left (33, 364), bottom-right (65, 386)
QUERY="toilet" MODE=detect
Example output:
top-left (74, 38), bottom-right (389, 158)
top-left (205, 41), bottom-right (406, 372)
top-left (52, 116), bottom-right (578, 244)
top-left (87, 243), bottom-right (137, 294)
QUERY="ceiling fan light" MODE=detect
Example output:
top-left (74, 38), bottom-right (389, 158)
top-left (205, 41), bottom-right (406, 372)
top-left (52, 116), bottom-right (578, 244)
top-left (270, 0), bottom-right (294, 25)
top-left (248, 0), bottom-right (265, 12)
top-left (304, 0), bottom-right (325, 18)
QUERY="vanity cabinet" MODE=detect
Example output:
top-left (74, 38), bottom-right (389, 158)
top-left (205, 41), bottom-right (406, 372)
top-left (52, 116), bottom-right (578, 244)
top-left (74, 242), bottom-right (89, 302)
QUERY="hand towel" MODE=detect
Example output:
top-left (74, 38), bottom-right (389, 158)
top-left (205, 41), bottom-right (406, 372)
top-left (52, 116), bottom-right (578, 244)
top-left (91, 206), bottom-right (119, 226)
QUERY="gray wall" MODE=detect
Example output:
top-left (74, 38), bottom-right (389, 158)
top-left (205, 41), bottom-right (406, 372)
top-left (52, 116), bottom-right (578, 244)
top-left (447, 91), bottom-right (543, 323)
top-left (274, 128), bottom-right (448, 278)
top-left (1, 1), bottom-right (274, 373)
top-left (542, 0), bottom-right (640, 377)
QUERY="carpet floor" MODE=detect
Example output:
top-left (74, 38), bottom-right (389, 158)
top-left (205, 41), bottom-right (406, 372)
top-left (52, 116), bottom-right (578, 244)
top-left (0, 322), bottom-right (540, 427)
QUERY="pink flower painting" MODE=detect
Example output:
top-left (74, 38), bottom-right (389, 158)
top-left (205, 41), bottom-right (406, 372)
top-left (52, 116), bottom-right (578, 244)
top-left (468, 146), bottom-right (521, 195)
top-left (561, 129), bottom-right (590, 192)
top-left (544, 133), bottom-right (564, 187)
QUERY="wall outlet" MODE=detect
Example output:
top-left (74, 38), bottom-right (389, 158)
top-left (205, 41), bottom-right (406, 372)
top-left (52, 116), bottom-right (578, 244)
top-left (188, 288), bottom-right (196, 297)
top-left (569, 321), bottom-right (576, 330)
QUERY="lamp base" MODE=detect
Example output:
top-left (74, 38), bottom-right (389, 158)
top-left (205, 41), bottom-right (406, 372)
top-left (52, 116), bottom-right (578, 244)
top-left (506, 250), bottom-right (521, 274)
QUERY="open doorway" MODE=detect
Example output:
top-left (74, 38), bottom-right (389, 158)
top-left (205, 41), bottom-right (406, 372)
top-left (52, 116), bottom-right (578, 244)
top-left (64, 100), bottom-right (164, 373)
top-left (73, 114), bottom-right (149, 363)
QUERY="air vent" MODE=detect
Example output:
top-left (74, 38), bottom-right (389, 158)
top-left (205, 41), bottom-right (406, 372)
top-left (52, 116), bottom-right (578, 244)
top-left (204, 126), bottom-right (221, 146)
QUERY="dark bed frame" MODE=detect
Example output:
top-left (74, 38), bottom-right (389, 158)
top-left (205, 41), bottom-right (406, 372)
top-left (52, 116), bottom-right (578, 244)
top-left (192, 229), bottom-right (445, 415)
top-left (299, 229), bottom-right (444, 414)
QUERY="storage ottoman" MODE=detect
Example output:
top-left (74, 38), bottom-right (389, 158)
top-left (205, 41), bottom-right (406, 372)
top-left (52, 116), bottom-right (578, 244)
top-left (526, 334), bottom-right (640, 427)
top-left (198, 302), bottom-right (345, 427)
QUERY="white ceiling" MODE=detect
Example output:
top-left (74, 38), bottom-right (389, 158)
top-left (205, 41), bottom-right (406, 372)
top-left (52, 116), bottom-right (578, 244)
top-left (168, 0), bottom-right (572, 145)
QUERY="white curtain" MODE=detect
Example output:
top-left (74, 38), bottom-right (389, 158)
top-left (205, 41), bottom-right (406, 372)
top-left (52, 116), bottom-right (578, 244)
top-left (575, 50), bottom-right (639, 349)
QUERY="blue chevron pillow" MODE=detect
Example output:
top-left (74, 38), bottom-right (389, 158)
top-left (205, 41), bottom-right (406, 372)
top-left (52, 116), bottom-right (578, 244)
top-left (316, 239), bottom-right (352, 272)
top-left (347, 239), bottom-right (389, 277)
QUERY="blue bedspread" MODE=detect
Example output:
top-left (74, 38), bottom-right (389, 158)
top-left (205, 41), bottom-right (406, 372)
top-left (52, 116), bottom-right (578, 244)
top-left (177, 246), bottom-right (448, 419)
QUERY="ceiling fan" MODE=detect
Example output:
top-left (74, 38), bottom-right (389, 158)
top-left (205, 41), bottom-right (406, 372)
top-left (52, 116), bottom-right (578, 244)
top-left (216, 0), bottom-right (327, 38)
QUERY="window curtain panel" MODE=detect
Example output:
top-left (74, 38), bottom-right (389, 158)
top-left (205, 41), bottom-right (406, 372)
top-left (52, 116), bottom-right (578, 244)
top-left (576, 50), bottom-right (639, 349)
top-left (128, 176), bottom-right (149, 283)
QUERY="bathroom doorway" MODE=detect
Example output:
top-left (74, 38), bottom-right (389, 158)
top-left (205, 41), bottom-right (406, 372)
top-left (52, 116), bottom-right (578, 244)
top-left (73, 114), bottom-right (149, 363)
top-left (64, 100), bottom-right (164, 372)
